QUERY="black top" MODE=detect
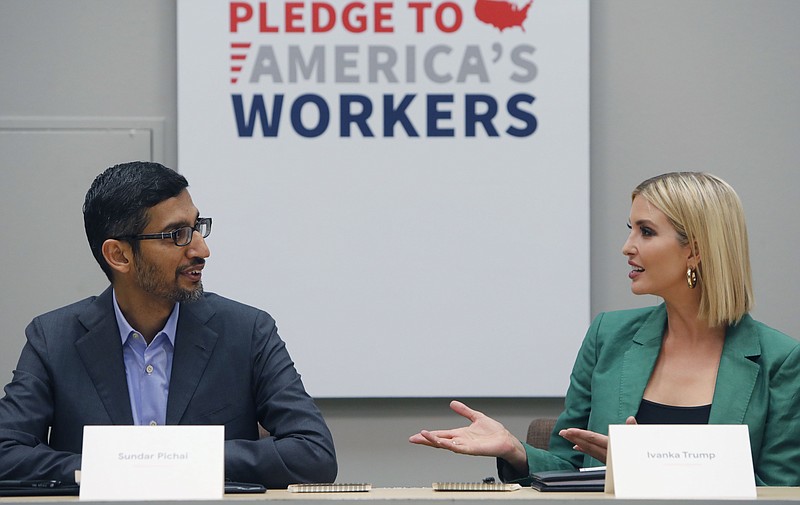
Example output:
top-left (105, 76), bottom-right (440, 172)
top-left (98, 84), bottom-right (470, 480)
top-left (635, 398), bottom-right (711, 425)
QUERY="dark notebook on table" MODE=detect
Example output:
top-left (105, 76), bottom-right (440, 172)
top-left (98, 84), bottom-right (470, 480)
top-left (530, 468), bottom-right (606, 492)
top-left (0, 480), bottom-right (265, 496)
top-left (0, 481), bottom-right (80, 497)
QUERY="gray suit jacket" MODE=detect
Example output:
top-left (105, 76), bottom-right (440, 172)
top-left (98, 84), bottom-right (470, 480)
top-left (0, 288), bottom-right (337, 488)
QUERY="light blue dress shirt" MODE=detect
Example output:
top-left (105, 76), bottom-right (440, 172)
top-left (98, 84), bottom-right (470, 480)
top-left (112, 291), bottom-right (178, 426)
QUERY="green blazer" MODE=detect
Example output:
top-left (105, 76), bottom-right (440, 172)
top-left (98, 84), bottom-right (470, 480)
top-left (501, 304), bottom-right (800, 486)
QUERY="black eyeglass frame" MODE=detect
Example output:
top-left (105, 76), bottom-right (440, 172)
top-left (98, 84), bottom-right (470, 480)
top-left (113, 217), bottom-right (212, 247)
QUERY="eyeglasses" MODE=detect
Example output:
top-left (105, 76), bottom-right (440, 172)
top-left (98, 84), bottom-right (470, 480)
top-left (114, 218), bottom-right (212, 247)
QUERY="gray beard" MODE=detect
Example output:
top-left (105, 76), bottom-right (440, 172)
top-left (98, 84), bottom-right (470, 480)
top-left (172, 282), bottom-right (204, 303)
top-left (135, 260), bottom-right (205, 304)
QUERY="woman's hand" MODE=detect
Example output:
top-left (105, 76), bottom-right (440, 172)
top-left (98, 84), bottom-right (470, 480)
top-left (558, 416), bottom-right (637, 463)
top-left (409, 400), bottom-right (528, 473)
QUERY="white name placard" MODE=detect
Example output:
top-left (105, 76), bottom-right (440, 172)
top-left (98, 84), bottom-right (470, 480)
top-left (79, 425), bottom-right (224, 501)
top-left (606, 424), bottom-right (756, 499)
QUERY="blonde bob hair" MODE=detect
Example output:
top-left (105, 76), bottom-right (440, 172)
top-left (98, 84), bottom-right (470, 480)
top-left (632, 172), bottom-right (753, 327)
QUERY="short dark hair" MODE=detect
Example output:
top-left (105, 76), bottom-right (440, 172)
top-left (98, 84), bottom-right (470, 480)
top-left (83, 161), bottom-right (189, 281)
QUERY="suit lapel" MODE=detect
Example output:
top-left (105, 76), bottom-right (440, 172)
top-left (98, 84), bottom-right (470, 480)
top-left (166, 297), bottom-right (219, 424)
top-left (618, 307), bottom-right (761, 423)
top-left (618, 305), bottom-right (667, 418)
top-left (75, 288), bottom-right (134, 425)
top-left (709, 315), bottom-right (761, 424)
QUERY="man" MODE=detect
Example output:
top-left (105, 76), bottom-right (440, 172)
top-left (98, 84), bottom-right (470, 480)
top-left (0, 162), bottom-right (337, 487)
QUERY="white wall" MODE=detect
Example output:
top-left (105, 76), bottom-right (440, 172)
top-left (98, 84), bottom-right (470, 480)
top-left (1, 0), bottom-right (799, 486)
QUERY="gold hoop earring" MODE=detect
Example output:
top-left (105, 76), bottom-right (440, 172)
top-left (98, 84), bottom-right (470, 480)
top-left (687, 267), bottom-right (698, 289)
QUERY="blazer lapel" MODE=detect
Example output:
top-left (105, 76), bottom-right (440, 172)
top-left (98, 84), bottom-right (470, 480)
top-left (166, 297), bottom-right (219, 424)
top-left (709, 315), bottom-right (761, 424)
top-left (75, 287), bottom-right (134, 425)
top-left (618, 305), bottom-right (667, 418)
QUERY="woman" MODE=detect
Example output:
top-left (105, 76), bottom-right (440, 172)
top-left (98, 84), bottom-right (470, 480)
top-left (409, 172), bottom-right (800, 486)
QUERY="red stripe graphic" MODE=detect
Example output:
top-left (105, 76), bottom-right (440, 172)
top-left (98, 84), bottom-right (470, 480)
top-left (230, 41), bottom-right (251, 85)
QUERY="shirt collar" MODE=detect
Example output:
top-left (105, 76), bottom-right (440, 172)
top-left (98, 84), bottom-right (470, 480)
top-left (112, 289), bottom-right (179, 346)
